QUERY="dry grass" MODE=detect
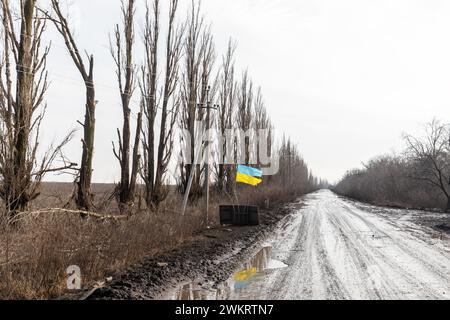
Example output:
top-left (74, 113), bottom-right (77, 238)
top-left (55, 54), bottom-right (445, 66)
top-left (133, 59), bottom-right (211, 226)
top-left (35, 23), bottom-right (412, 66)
top-left (0, 182), bottom-right (307, 299)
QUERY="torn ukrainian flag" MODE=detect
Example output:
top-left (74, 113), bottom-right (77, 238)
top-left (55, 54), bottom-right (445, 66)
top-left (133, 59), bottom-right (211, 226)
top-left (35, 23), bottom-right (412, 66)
top-left (236, 165), bottom-right (263, 186)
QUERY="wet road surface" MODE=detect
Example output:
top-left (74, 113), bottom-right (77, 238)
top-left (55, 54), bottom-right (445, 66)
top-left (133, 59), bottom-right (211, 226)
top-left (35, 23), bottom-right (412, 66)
top-left (172, 190), bottom-right (450, 300)
top-left (235, 190), bottom-right (450, 299)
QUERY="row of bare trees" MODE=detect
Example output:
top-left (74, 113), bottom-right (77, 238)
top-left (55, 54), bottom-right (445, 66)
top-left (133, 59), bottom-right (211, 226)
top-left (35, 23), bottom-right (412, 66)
top-left (0, 0), bottom-right (320, 218)
top-left (335, 119), bottom-right (450, 211)
top-left (275, 136), bottom-right (324, 195)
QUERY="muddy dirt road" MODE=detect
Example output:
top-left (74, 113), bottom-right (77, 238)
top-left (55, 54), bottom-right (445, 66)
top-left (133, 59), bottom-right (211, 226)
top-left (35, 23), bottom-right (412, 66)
top-left (170, 190), bottom-right (450, 300)
top-left (90, 190), bottom-right (450, 300)
top-left (211, 190), bottom-right (450, 300)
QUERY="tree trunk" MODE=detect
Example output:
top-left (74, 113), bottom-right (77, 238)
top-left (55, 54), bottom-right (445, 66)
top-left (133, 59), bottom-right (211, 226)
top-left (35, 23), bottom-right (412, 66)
top-left (119, 105), bottom-right (131, 205)
top-left (77, 67), bottom-right (96, 211)
top-left (129, 112), bottom-right (142, 203)
top-left (153, 100), bottom-right (168, 205)
top-left (9, 0), bottom-right (35, 214)
top-left (145, 113), bottom-right (155, 205)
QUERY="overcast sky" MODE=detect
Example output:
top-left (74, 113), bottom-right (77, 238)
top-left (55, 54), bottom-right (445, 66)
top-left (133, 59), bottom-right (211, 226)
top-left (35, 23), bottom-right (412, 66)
top-left (39, 0), bottom-right (450, 184)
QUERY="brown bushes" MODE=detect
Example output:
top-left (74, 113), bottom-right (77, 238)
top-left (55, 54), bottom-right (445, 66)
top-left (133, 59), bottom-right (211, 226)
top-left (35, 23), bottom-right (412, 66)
top-left (334, 155), bottom-right (447, 210)
top-left (0, 193), bottom-right (203, 299)
top-left (334, 120), bottom-right (450, 211)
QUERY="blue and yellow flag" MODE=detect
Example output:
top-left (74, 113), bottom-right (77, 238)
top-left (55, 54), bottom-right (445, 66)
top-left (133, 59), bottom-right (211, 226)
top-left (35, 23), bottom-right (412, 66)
top-left (236, 165), bottom-right (262, 186)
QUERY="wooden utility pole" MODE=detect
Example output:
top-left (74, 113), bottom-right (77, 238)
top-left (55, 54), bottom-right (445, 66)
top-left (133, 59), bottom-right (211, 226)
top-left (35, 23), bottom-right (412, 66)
top-left (204, 100), bottom-right (211, 224)
top-left (181, 85), bottom-right (217, 222)
top-left (203, 89), bottom-right (219, 225)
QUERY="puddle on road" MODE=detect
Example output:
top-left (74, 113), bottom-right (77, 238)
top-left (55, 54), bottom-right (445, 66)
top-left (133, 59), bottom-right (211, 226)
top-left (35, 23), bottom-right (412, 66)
top-left (172, 246), bottom-right (287, 300)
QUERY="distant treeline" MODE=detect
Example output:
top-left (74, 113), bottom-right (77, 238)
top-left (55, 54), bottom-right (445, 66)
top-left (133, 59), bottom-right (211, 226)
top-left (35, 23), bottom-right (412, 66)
top-left (334, 119), bottom-right (450, 211)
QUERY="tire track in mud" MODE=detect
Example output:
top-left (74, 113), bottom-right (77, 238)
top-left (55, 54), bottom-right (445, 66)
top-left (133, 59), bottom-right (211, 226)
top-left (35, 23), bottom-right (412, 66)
top-left (317, 196), bottom-right (449, 299)
top-left (338, 201), bottom-right (450, 297)
top-left (270, 201), bottom-right (315, 299)
top-left (270, 196), bottom-right (350, 300)
top-left (325, 200), bottom-right (433, 299)
top-left (322, 204), bottom-right (388, 299)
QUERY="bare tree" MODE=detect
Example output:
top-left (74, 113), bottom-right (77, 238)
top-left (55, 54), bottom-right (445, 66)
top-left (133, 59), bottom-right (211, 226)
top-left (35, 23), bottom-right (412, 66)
top-left (111, 0), bottom-right (142, 212)
top-left (215, 39), bottom-right (236, 192)
top-left (254, 87), bottom-right (273, 166)
top-left (140, 0), bottom-right (158, 209)
top-left (404, 119), bottom-right (450, 211)
top-left (0, 0), bottom-right (75, 216)
top-left (47, 0), bottom-right (97, 211)
top-left (179, 1), bottom-right (215, 200)
top-left (140, 0), bottom-right (183, 208)
top-left (236, 70), bottom-right (253, 165)
top-left (198, 27), bottom-right (216, 197)
top-left (152, 0), bottom-right (183, 207)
